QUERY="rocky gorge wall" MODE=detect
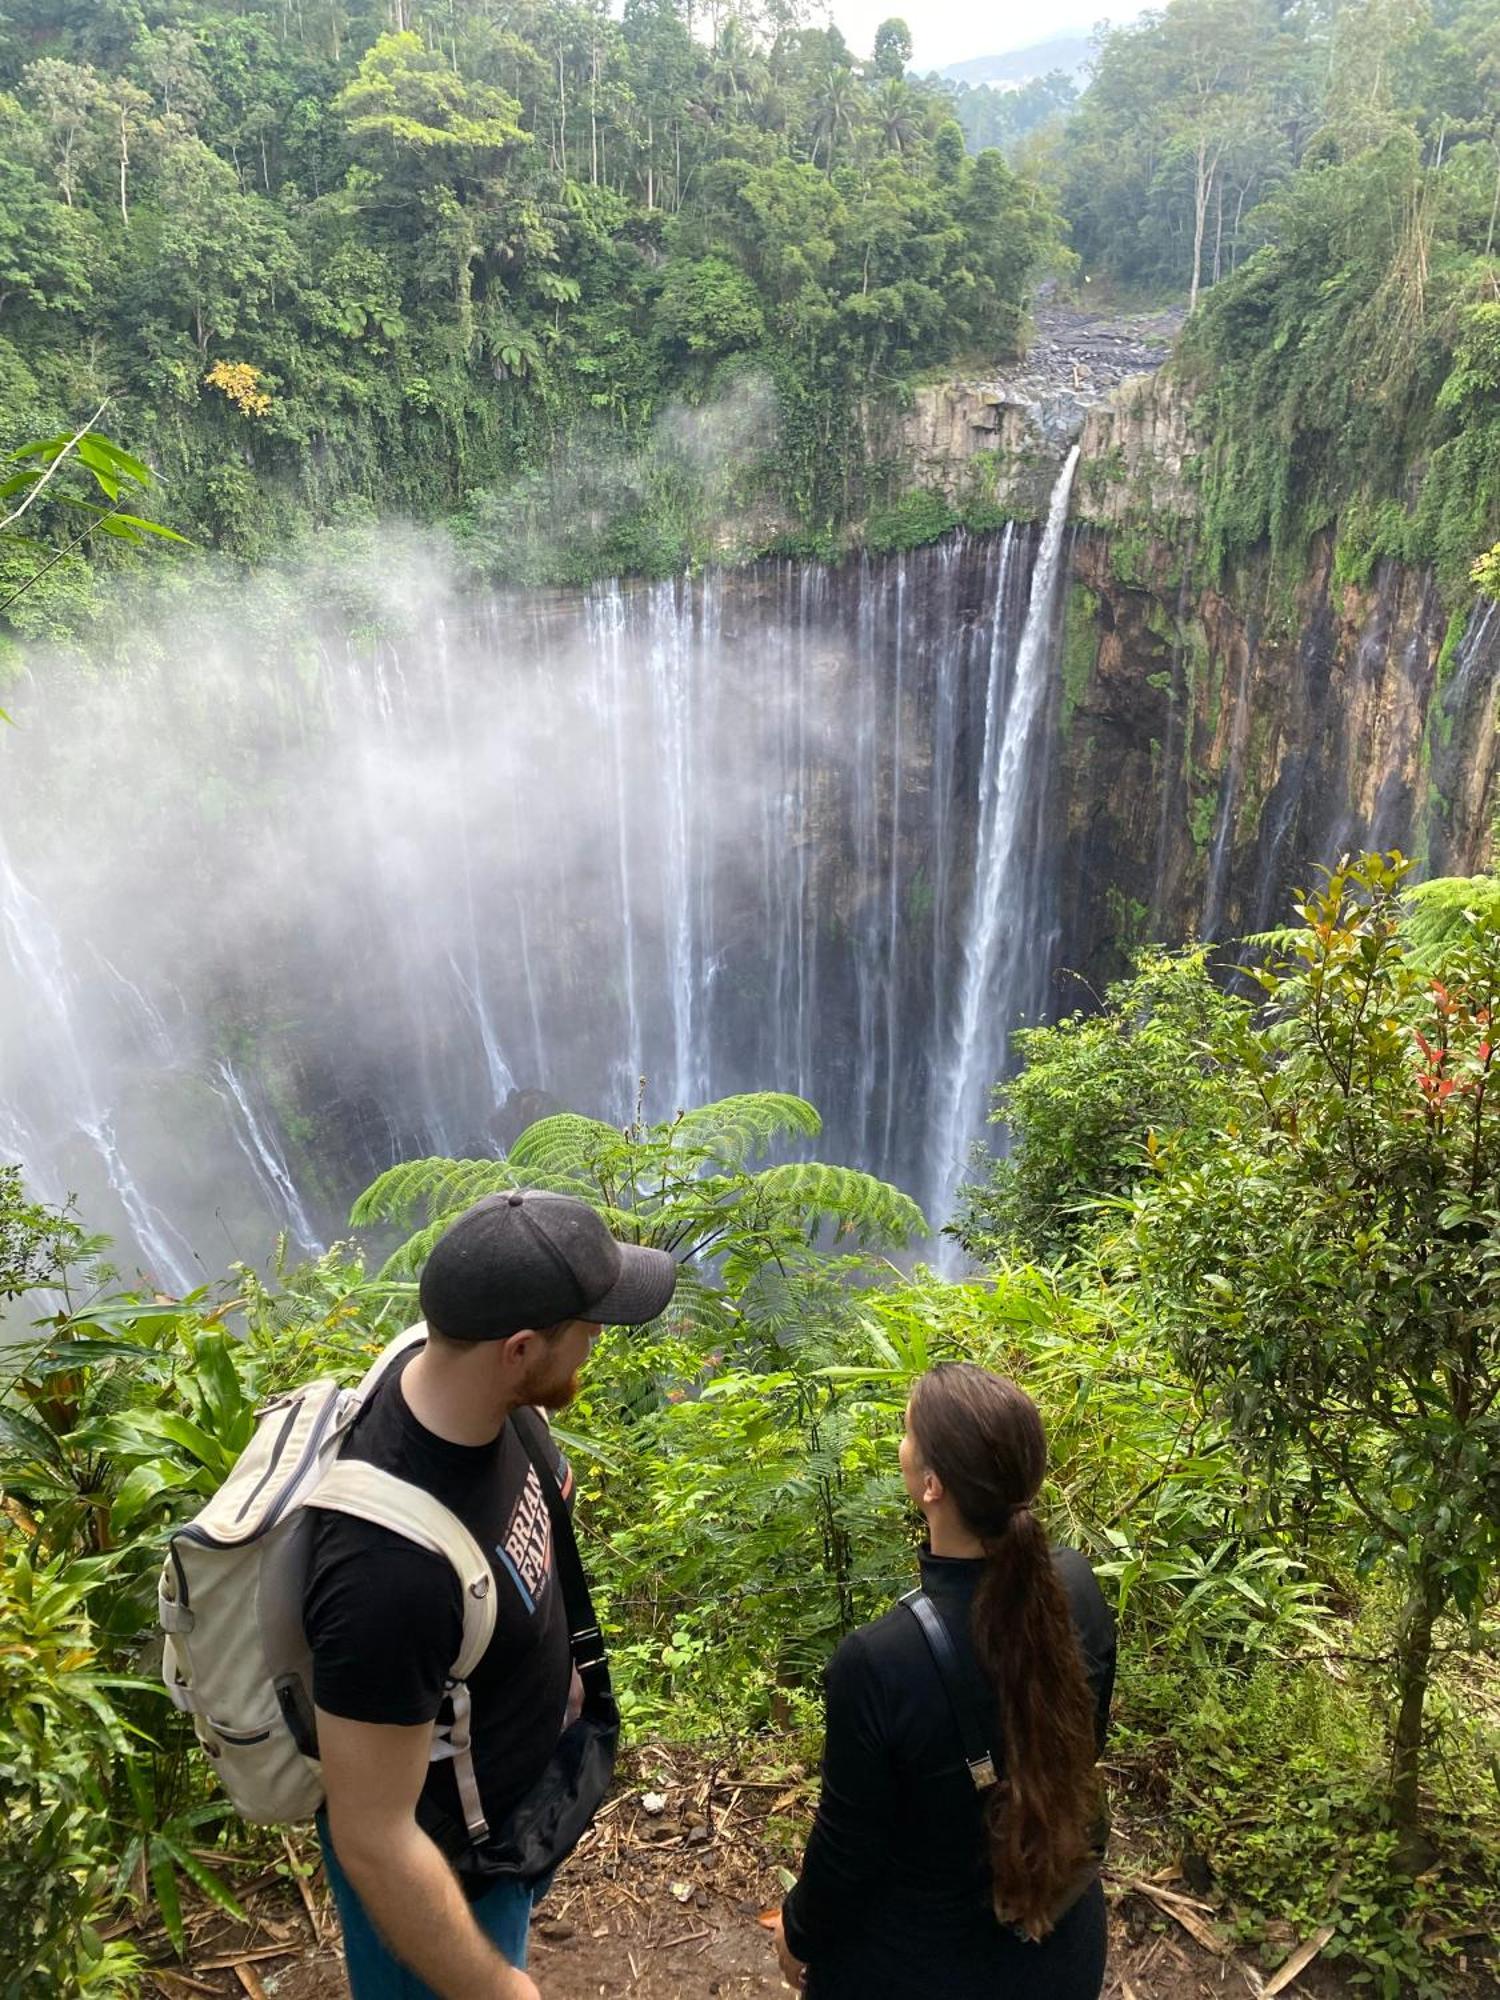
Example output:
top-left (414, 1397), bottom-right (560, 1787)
top-left (891, 335), bottom-right (1500, 987)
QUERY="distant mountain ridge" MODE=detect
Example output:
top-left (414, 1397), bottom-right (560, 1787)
top-left (939, 34), bottom-right (1093, 87)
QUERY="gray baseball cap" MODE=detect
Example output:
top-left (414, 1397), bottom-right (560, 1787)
top-left (418, 1190), bottom-right (677, 1341)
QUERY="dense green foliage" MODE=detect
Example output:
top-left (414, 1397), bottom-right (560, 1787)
top-left (1129, 855), bottom-right (1500, 1848)
top-left (0, 0), bottom-right (1054, 615)
top-left (961, 857), bottom-right (1500, 1887)
top-left (952, 949), bottom-right (1246, 1264)
top-left (1052, 0), bottom-right (1500, 589)
top-left (4, 895), bottom-right (1498, 1992)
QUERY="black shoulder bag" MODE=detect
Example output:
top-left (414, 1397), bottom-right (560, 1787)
top-left (899, 1587), bottom-right (1107, 1929)
top-left (447, 1408), bottom-right (620, 1889)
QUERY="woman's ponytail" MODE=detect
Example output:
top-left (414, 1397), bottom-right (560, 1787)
top-left (909, 1366), bottom-right (1100, 1940)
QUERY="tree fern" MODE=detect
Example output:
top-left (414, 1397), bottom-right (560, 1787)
top-left (351, 1091), bottom-right (926, 1320)
top-left (349, 1157), bottom-right (519, 1230)
top-left (670, 1092), bottom-right (822, 1167)
top-left (1402, 874), bottom-right (1500, 967)
top-left (507, 1114), bottom-right (628, 1192)
top-left (748, 1163), bottom-right (926, 1248)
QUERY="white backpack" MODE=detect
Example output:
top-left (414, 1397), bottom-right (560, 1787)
top-left (158, 1323), bottom-right (497, 1842)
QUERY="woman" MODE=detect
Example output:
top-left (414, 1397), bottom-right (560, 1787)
top-left (772, 1363), bottom-right (1116, 1998)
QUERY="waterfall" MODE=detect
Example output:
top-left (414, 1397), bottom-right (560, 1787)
top-left (928, 448), bottom-right (1081, 1239)
top-left (1, 525), bottom-right (1081, 1275)
top-left (212, 1062), bottom-right (323, 1255)
top-left (587, 581), bottom-right (645, 1119)
top-left (0, 839), bottom-right (198, 1293)
top-left (1201, 641), bottom-right (1255, 941)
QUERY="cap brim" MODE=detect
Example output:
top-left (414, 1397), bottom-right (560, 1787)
top-left (584, 1243), bottom-right (678, 1328)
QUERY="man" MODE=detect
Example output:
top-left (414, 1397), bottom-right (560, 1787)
top-left (305, 1189), bottom-right (676, 1999)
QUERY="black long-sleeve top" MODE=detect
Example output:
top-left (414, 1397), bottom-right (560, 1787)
top-left (781, 1547), bottom-right (1117, 2000)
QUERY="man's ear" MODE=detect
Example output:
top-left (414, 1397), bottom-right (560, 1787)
top-left (498, 1327), bottom-right (536, 1372)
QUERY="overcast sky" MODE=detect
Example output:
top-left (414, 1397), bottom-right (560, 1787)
top-left (820, 1), bottom-right (1141, 77)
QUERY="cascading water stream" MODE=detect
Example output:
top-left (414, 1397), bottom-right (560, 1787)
top-left (212, 1062), bottom-right (323, 1255)
top-left (0, 839), bottom-right (197, 1292)
top-left (928, 448), bottom-right (1081, 1241)
top-left (3, 522), bottom-right (1083, 1276)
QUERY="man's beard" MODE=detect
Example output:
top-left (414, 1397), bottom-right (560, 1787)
top-left (527, 1364), bottom-right (582, 1412)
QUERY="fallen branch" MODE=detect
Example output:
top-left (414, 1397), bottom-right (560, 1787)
top-left (1128, 1880), bottom-right (1229, 1956)
top-left (189, 1944), bottom-right (296, 1974)
top-left (281, 1831), bottom-right (326, 1944)
top-left (1262, 1921), bottom-right (1337, 1997)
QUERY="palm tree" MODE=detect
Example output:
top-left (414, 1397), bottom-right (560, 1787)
top-left (709, 16), bottom-right (765, 119)
top-left (871, 78), bottom-right (921, 157)
top-left (809, 65), bottom-right (860, 167)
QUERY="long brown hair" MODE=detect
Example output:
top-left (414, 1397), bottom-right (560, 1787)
top-left (908, 1363), bottom-right (1099, 1939)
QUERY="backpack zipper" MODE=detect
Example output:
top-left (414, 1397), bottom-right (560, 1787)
top-left (176, 1388), bottom-right (346, 1551)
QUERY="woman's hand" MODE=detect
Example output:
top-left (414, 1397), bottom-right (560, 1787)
top-left (770, 1910), bottom-right (807, 1991)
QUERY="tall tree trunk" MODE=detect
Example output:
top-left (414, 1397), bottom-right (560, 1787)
top-left (118, 113), bottom-right (129, 227)
top-left (646, 113), bottom-right (654, 209)
top-left (1189, 135), bottom-right (1217, 313)
top-left (1390, 1570), bottom-right (1438, 1862)
top-left (1212, 175), bottom-right (1224, 286)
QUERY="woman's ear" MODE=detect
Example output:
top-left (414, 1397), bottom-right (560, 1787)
top-left (921, 1469), bottom-right (944, 1508)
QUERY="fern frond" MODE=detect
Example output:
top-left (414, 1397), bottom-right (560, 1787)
top-left (377, 1214), bottom-right (457, 1279)
top-left (749, 1163), bottom-right (927, 1247)
top-left (350, 1157), bottom-right (516, 1229)
top-left (671, 1092), bottom-right (822, 1167)
top-left (1402, 874), bottom-right (1500, 965)
top-left (508, 1114), bottom-right (628, 1183)
top-left (659, 1266), bottom-right (737, 1339)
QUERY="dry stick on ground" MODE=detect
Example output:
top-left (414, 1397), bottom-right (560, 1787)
top-left (190, 1944), bottom-right (297, 1974)
top-left (1129, 1881), bottom-right (1230, 1957)
top-left (281, 1831), bottom-right (326, 1944)
top-left (1262, 1922), bottom-right (1339, 1998)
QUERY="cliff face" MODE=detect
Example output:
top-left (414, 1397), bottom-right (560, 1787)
top-left (894, 348), bottom-right (1500, 981)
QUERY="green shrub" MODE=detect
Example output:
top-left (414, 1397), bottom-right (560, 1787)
top-left (861, 487), bottom-right (958, 555)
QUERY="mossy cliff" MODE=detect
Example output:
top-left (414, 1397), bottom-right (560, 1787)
top-left (888, 355), bottom-right (1500, 981)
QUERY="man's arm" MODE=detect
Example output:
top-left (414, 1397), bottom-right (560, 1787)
top-left (318, 1707), bottom-right (540, 2000)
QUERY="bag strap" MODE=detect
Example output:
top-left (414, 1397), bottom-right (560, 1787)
top-left (509, 1407), bottom-right (610, 1697)
top-left (349, 1321), bottom-right (430, 1410)
top-left (312, 1460), bottom-right (497, 1842)
top-left (900, 1588), bottom-right (999, 1792)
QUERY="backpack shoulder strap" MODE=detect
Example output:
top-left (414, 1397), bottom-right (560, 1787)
top-left (311, 1461), bottom-right (496, 1679)
top-left (349, 1322), bottom-right (430, 1409)
top-left (311, 1461), bottom-right (497, 1844)
top-left (900, 1587), bottom-right (999, 1792)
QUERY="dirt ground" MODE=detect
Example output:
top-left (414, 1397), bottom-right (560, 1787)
top-left (128, 1748), bottom-right (1486, 2000)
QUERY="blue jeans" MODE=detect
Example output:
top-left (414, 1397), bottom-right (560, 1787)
top-left (317, 1816), bottom-right (546, 1998)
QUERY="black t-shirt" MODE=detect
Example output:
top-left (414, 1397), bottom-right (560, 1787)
top-left (304, 1349), bottom-right (573, 1859)
top-left (780, 1547), bottom-right (1117, 2000)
